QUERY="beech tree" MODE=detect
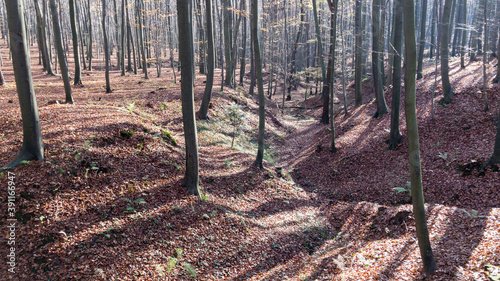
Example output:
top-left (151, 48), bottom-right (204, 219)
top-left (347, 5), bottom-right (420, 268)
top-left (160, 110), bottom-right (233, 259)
top-left (387, 0), bottom-right (403, 150)
top-left (252, 0), bottom-right (265, 169)
top-left (372, 0), bottom-right (388, 117)
top-left (102, 0), bottom-right (111, 93)
top-left (199, 0), bottom-right (215, 120)
top-left (416, 0), bottom-right (428, 80)
top-left (440, 0), bottom-right (454, 104)
top-left (69, 0), bottom-right (82, 85)
top-left (178, 0), bottom-right (200, 195)
top-left (2, 0), bottom-right (44, 170)
top-left (354, 0), bottom-right (363, 106)
top-left (402, 0), bottom-right (438, 275)
top-left (49, 0), bottom-right (74, 103)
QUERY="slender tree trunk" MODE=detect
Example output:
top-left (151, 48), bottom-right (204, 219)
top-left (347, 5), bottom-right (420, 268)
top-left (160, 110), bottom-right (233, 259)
top-left (441, 0), bottom-right (454, 104)
top-left (482, 0), bottom-right (489, 111)
top-left (223, 0), bottom-right (233, 87)
top-left (417, 0), bottom-right (428, 79)
top-left (494, 33), bottom-right (500, 82)
top-left (69, 0), bottom-right (82, 85)
top-left (34, 0), bottom-right (52, 74)
top-left (489, 100), bottom-right (500, 163)
top-left (430, 0), bottom-right (437, 58)
top-left (199, 0), bottom-right (214, 120)
top-left (177, 0), bottom-right (200, 195)
top-left (402, 0), bottom-right (438, 275)
top-left (121, 0), bottom-right (126, 76)
top-left (252, 0), bottom-right (265, 169)
top-left (137, 0), bottom-right (148, 79)
top-left (102, 0), bottom-right (111, 93)
top-left (288, 0), bottom-right (304, 101)
top-left (312, 0), bottom-right (326, 85)
top-left (321, 2), bottom-right (338, 125)
top-left (2, 0), bottom-right (44, 169)
top-left (239, 10), bottom-right (247, 86)
top-left (387, 0), bottom-right (403, 150)
top-left (49, 0), bottom-right (74, 103)
top-left (460, 0), bottom-right (467, 68)
top-left (88, 0), bottom-right (93, 70)
top-left (372, 0), bottom-right (388, 117)
top-left (354, 0), bottom-right (363, 106)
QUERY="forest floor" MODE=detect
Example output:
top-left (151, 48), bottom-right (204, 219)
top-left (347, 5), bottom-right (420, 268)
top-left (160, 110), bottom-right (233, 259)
top-left (0, 42), bottom-right (499, 280)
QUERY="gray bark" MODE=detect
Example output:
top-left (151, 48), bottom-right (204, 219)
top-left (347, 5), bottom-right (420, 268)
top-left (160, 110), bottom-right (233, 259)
top-left (403, 0), bottom-right (438, 275)
top-left (252, 0), bottom-right (265, 169)
top-left (199, 0), bottom-right (215, 120)
top-left (2, 0), bottom-right (44, 170)
top-left (177, 0), bottom-right (200, 195)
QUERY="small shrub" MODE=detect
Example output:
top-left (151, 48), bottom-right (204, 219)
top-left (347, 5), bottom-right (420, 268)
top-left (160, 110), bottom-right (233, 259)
top-left (162, 130), bottom-right (178, 146)
top-left (120, 129), bottom-right (134, 139)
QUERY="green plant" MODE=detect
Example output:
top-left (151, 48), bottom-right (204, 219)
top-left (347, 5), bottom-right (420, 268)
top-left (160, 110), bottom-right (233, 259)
top-left (174, 248), bottom-right (183, 258)
top-left (461, 209), bottom-right (487, 219)
top-left (182, 262), bottom-right (196, 278)
top-left (225, 104), bottom-right (247, 149)
top-left (393, 181), bottom-right (412, 196)
top-left (224, 159), bottom-right (233, 169)
top-left (162, 130), bottom-right (178, 146)
top-left (120, 129), bottom-right (134, 139)
top-left (437, 152), bottom-right (447, 160)
top-left (128, 102), bottom-right (136, 114)
top-left (166, 257), bottom-right (178, 273)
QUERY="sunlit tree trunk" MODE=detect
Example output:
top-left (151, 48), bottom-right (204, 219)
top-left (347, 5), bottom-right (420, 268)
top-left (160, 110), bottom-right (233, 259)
top-left (354, 0), bottom-right (363, 106)
top-left (417, 0), bottom-right (428, 79)
top-left (403, 0), bottom-right (438, 275)
top-left (372, 0), bottom-right (388, 117)
top-left (199, 0), bottom-right (214, 120)
top-left (49, 0), bottom-right (74, 103)
top-left (2, 0), bottom-right (44, 170)
top-left (177, 0), bottom-right (200, 195)
top-left (440, 0), bottom-right (454, 104)
top-left (69, 0), bottom-right (82, 85)
top-left (223, 0), bottom-right (233, 87)
top-left (88, 0), bottom-right (93, 71)
top-left (460, 0), bottom-right (467, 68)
top-left (102, 0), bottom-right (111, 93)
top-left (252, 0), bottom-right (265, 169)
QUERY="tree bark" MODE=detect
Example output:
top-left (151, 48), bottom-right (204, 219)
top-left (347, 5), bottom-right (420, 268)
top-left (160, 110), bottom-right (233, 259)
top-left (354, 0), bottom-right (363, 106)
top-left (417, 0), bottom-right (428, 79)
top-left (321, 2), bottom-right (338, 125)
top-left (49, 0), bottom-right (74, 103)
top-left (199, 0), bottom-right (214, 120)
top-left (102, 0), bottom-right (112, 93)
top-left (177, 0), bottom-right (200, 195)
top-left (460, 0), bottom-right (467, 68)
top-left (2, 0), bottom-right (44, 170)
top-left (402, 0), bottom-right (438, 275)
top-left (372, 0), bottom-right (388, 117)
top-left (223, 0), bottom-right (233, 87)
top-left (387, 0), bottom-right (403, 150)
top-left (440, 0), bottom-right (454, 104)
top-left (252, 0), bottom-right (265, 169)
top-left (88, 0), bottom-right (93, 70)
top-left (69, 0), bottom-right (82, 85)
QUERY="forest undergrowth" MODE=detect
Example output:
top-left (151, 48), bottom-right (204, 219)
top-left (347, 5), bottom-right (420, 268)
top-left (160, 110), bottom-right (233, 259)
top-left (0, 44), bottom-right (499, 280)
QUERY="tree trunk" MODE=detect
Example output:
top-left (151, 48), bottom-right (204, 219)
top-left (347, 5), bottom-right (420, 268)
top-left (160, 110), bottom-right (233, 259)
top-left (199, 0), bottom-right (214, 120)
top-left (69, 0), bottom-right (82, 85)
top-left (252, 0), bottom-right (265, 169)
top-left (88, 0), bottom-right (93, 70)
top-left (489, 100), bottom-right (500, 163)
top-left (372, 0), bottom-right (388, 117)
top-left (312, 0), bottom-right (326, 85)
top-left (34, 0), bottom-right (52, 74)
top-left (417, 0), bottom-right (428, 79)
top-left (2, 0), bottom-right (44, 170)
top-left (482, 0), bottom-right (488, 111)
top-left (354, 0), bottom-right (363, 106)
top-left (239, 10), bottom-right (247, 86)
top-left (223, 0), bottom-right (233, 87)
top-left (49, 0), bottom-right (74, 103)
top-left (137, 0), bottom-right (148, 79)
top-left (321, 2), bottom-right (338, 125)
top-left (102, 0), bottom-right (112, 93)
top-left (177, 0), bottom-right (200, 196)
top-left (121, 0), bottom-right (126, 76)
top-left (387, 0), bottom-right (403, 150)
top-left (441, 0), bottom-right (454, 104)
top-left (288, 0), bottom-right (304, 101)
top-left (494, 32), bottom-right (500, 82)
top-left (430, 0), bottom-right (437, 58)
top-left (460, 0), bottom-right (467, 68)
top-left (402, 0), bottom-right (438, 275)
